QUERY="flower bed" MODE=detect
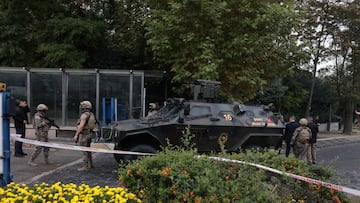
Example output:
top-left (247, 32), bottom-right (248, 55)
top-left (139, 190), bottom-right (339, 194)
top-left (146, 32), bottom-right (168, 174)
top-left (0, 182), bottom-right (141, 203)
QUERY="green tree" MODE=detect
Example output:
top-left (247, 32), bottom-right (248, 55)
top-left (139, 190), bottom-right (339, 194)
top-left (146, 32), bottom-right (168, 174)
top-left (146, 0), bottom-right (300, 102)
top-left (249, 77), bottom-right (288, 112)
top-left (294, 0), bottom-right (338, 118)
top-left (38, 17), bottom-right (105, 68)
top-left (0, 0), bottom-right (107, 68)
top-left (0, 0), bottom-right (45, 66)
top-left (107, 0), bottom-right (156, 69)
top-left (326, 1), bottom-right (360, 134)
top-left (250, 67), bottom-right (337, 124)
top-left (267, 70), bottom-right (309, 119)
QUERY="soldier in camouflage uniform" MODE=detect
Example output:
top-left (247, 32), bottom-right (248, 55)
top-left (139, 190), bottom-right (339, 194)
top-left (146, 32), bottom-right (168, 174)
top-left (28, 104), bottom-right (51, 166)
top-left (74, 101), bottom-right (96, 171)
top-left (147, 103), bottom-right (159, 117)
top-left (290, 118), bottom-right (312, 164)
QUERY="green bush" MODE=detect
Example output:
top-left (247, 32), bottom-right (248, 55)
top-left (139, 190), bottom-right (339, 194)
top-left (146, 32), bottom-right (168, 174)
top-left (225, 151), bottom-right (348, 203)
top-left (119, 148), bottom-right (350, 203)
top-left (118, 130), bottom-right (349, 202)
top-left (119, 148), bottom-right (279, 202)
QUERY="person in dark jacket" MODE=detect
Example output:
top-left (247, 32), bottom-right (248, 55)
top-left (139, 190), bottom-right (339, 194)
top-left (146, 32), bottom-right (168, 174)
top-left (13, 99), bottom-right (30, 157)
top-left (307, 117), bottom-right (319, 164)
top-left (283, 115), bottom-right (300, 157)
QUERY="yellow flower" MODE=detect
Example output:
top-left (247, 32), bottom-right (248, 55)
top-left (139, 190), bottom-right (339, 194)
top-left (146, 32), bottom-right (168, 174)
top-left (0, 188), bottom-right (5, 195)
top-left (0, 182), bottom-right (141, 203)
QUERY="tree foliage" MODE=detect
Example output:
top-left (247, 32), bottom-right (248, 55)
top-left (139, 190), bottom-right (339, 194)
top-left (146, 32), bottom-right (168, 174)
top-left (324, 1), bottom-right (360, 133)
top-left (0, 0), bottom-right (305, 102)
top-left (146, 0), bottom-right (301, 101)
top-left (0, 0), bottom-right (106, 68)
top-left (2, 0), bottom-right (358, 125)
top-left (107, 0), bottom-right (155, 69)
top-left (293, 0), bottom-right (338, 117)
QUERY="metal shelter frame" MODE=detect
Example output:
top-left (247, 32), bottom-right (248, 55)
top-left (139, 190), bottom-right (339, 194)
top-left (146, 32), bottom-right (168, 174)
top-left (0, 67), bottom-right (145, 126)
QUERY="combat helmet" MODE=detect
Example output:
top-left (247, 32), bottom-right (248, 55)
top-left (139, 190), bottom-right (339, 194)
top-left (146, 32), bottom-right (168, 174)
top-left (36, 104), bottom-right (48, 111)
top-left (149, 103), bottom-right (157, 109)
top-left (299, 118), bottom-right (308, 126)
top-left (80, 101), bottom-right (92, 109)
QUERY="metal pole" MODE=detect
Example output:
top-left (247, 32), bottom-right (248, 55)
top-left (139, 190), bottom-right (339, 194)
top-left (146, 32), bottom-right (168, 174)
top-left (0, 92), bottom-right (13, 187)
top-left (143, 88), bottom-right (146, 118)
top-left (25, 68), bottom-right (31, 108)
top-left (114, 98), bottom-right (118, 122)
top-left (26, 68), bottom-right (31, 122)
top-left (164, 72), bottom-right (168, 100)
top-left (129, 70), bottom-right (133, 119)
top-left (141, 74), bottom-right (145, 118)
top-left (96, 69), bottom-right (100, 120)
top-left (61, 69), bottom-right (67, 126)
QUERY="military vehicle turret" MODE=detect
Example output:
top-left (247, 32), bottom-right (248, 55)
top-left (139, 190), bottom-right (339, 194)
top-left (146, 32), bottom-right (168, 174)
top-left (101, 80), bottom-right (284, 163)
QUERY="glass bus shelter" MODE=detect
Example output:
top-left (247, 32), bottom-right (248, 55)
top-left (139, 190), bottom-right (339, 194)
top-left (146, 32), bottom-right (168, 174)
top-left (0, 67), bottom-right (146, 126)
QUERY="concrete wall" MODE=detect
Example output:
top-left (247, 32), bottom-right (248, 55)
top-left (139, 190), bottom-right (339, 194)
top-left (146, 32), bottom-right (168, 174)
top-left (318, 122), bottom-right (339, 132)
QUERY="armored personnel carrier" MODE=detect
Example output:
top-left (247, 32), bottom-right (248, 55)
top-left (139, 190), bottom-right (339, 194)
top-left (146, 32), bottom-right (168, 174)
top-left (101, 80), bottom-right (284, 163)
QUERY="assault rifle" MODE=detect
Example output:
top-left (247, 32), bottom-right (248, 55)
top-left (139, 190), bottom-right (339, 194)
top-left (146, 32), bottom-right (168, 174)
top-left (44, 116), bottom-right (60, 129)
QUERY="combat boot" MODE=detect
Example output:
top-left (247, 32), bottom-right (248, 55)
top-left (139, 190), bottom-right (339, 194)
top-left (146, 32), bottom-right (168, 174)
top-left (88, 160), bottom-right (94, 169)
top-left (28, 159), bottom-right (38, 166)
top-left (77, 166), bottom-right (89, 171)
top-left (44, 157), bottom-right (52, 165)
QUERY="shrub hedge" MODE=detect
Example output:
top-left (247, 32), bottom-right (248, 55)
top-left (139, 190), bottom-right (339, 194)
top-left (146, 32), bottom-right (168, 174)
top-left (119, 147), bottom-right (349, 203)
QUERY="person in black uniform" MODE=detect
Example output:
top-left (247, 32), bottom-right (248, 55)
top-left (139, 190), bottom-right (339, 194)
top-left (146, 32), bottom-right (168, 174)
top-left (13, 99), bottom-right (30, 157)
top-left (307, 117), bottom-right (319, 164)
top-left (283, 115), bottom-right (300, 157)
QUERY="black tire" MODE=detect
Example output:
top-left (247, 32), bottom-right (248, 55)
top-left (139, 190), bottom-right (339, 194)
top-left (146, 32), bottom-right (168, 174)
top-left (114, 144), bottom-right (157, 164)
top-left (113, 145), bottom-right (123, 164)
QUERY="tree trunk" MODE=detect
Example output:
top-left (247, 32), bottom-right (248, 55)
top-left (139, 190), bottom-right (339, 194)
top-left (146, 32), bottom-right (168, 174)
top-left (305, 76), bottom-right (316, 118)
top-left (343, 100), bottom-right (353, 135)
top-left (306, 48), bottom-right (320, 118)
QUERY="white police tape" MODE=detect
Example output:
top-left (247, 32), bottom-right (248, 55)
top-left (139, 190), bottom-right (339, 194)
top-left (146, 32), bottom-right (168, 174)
top-left (10, 134), bottom-right (156, 156)
top-left (11, 134), bottom-right (360, 196)
top-left (205, 156), bottom-right (360, 197)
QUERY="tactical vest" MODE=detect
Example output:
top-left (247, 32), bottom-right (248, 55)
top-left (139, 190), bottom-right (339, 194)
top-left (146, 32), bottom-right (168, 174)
top-left (83, 112), bottom-right (96, 130)
top-left (33, 112), bottom-right (50, 132)
top-left (296, 127), bottom-right (311, 144)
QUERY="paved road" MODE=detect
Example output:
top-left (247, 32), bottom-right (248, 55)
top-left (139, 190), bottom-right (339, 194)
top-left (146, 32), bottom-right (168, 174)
top-left (317, 136), bottom-right (360, 190)
top-left (316, 135), bottom-right (360, 202)
top-left (9, 127), bottom-right (120, 187)
top-left (13, 150), bottom-right (119, 187)
top-left (277, 133), bottom-right (360, 190)
top-left (11, 147), bottom-right (82, 184)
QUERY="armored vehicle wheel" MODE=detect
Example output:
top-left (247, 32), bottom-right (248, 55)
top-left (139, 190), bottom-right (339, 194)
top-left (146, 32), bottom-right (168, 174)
top-left (114, 149), bottom-right (122, 164)
top-left (114, 144), bottom-right (157, 164)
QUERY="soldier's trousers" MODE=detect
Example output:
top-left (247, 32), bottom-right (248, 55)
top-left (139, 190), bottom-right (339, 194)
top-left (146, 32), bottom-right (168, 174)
top-left (310, 143), bottom-right (316, 163)
top-left (294, 142), bottom-right (311, 164)
top-left (31, 134), bottom-right (49, 160)
top-left (79, 132), bottom-right (93, 168)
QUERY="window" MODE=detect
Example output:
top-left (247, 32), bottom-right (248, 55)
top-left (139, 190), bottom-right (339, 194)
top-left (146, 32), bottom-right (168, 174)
top-left (31, 73), bottom-right (62, 121)
top-left (67, 73), bottom-right (96, 125)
